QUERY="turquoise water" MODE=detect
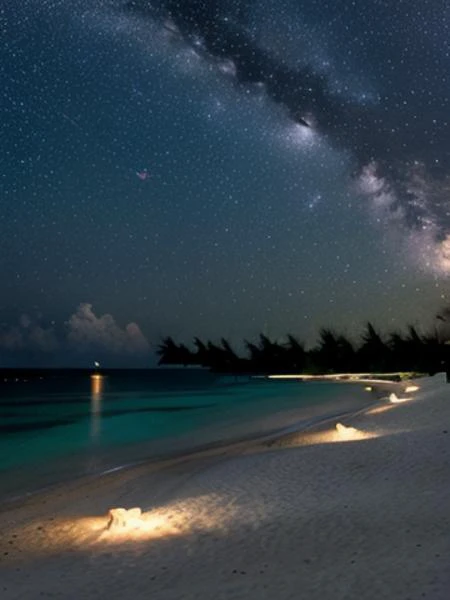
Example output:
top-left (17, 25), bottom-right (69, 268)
top-left (0, 369), bottom-right (371, 500)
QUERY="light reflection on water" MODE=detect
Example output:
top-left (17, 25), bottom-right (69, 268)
top-left (90, 375), bottom-right (104, 440)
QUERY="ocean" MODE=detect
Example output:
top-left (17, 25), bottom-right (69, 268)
top-left (0, 369), bottom-right (373, 502)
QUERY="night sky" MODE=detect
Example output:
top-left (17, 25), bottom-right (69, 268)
top-left (1, 0), bottom-right (450, 366)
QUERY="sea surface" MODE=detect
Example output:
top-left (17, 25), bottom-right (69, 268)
top-left (0, 369), bottom-right (373, 502)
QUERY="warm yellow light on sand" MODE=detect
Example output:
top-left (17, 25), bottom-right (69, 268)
top-left (101, 508), bottom-right (181, 541)
top-left (6, 494), bottom-right (233, 556)
top-left (404, 385), bottom-right (419, 393)
top-left (272, 422), bottom-right (380, 448)
top-left (365, 404), bottom-right (393, 416)
top-left (99, 496), bottom-right (230, 543)
top-left (10, 509), bottom-right (186, 556)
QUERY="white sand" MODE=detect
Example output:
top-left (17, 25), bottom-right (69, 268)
top-left (1, 374), bottom-right (449, 599)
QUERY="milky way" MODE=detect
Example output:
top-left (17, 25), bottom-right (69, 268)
top-left (126, 0), bottom-right (450, 248)
top-left (1, 0), bottom-right (450, 365)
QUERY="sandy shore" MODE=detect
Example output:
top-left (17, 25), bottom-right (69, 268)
top-left (1, 374), bottom-right (449, 599)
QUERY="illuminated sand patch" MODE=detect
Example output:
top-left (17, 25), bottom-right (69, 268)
top-left (98, 495), bottom-right (237, 543)
top-left (267, 422), bottom-right (381, 449)
top-left (365, 404), bottom-right (394, 416)
top-left (7, 494), bottom-right (238, 556)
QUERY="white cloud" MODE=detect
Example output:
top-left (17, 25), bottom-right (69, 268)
top-left (0, 317), bottom-right (58, 352)
top-left (0, 304), bottom-right (150, 358)
top-left (66, 303), bottom-right (149, 355)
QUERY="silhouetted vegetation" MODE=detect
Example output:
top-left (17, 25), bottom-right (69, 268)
top-left (157, 317), bottom-right (450, 376)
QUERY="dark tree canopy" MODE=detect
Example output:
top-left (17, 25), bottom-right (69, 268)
top-left (157, 315), bottom-right (448, 375)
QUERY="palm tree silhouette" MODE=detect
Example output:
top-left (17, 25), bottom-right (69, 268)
top-left (358, 323), bottom-right (390, 372)
top-left (311, 328), bottom-right (355, 373)
top-left (158, 316), bottom-right (447, 376)
top-left (156, 337), bottom-right (194, 367)
top-left (285, 334), bottom-right (306, 372)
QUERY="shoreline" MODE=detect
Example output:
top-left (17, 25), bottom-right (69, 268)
top-left (0, 376), bottom-right (400, 516)
top-left (0, 377), bottom-right (401, 511)
top-left (0, 404), bottom-right (370, 510)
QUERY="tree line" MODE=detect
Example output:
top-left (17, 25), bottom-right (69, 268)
top-left (156, 322), bottom-right (450, 375)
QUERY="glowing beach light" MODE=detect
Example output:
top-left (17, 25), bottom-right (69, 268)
top-left (335, 422), bottom-right (363, 440)
top-left (389, 392), bottom-right (410, 404)
top-left (99, 495), bottom-right (226, 542)
top-left (404, 385), bottom-right (419, 393)
top-left (107, 507), bottom-right (143, 531)
top-left (365, 386), bottom-right (373, 391)
top-left (104, 507), bottom-right (186, 539)
top-left (91, 362), bottom-right (102, 381)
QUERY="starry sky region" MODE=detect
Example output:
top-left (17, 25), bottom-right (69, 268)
top-left (1, 0), bottom-right (450, 366)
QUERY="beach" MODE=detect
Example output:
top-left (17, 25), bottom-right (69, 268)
top-left (1, 374), bottom-right (449, 599)
top-left (0, 373), bottom-right (379, 503)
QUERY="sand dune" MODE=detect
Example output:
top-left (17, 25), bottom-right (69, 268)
top-left (1, 374), bottom-right (449, 599)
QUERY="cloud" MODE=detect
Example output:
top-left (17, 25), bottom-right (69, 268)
top-left (0, 304), bottom-right (150, 360)
top-left (0, 326), bottom-right (24, 350)
top-left (28, 324), bottom-right (59, 352)
top-left (0, 316), bottom-right (58, 353)
top-left (66, 303), bottom-right (149, 355)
